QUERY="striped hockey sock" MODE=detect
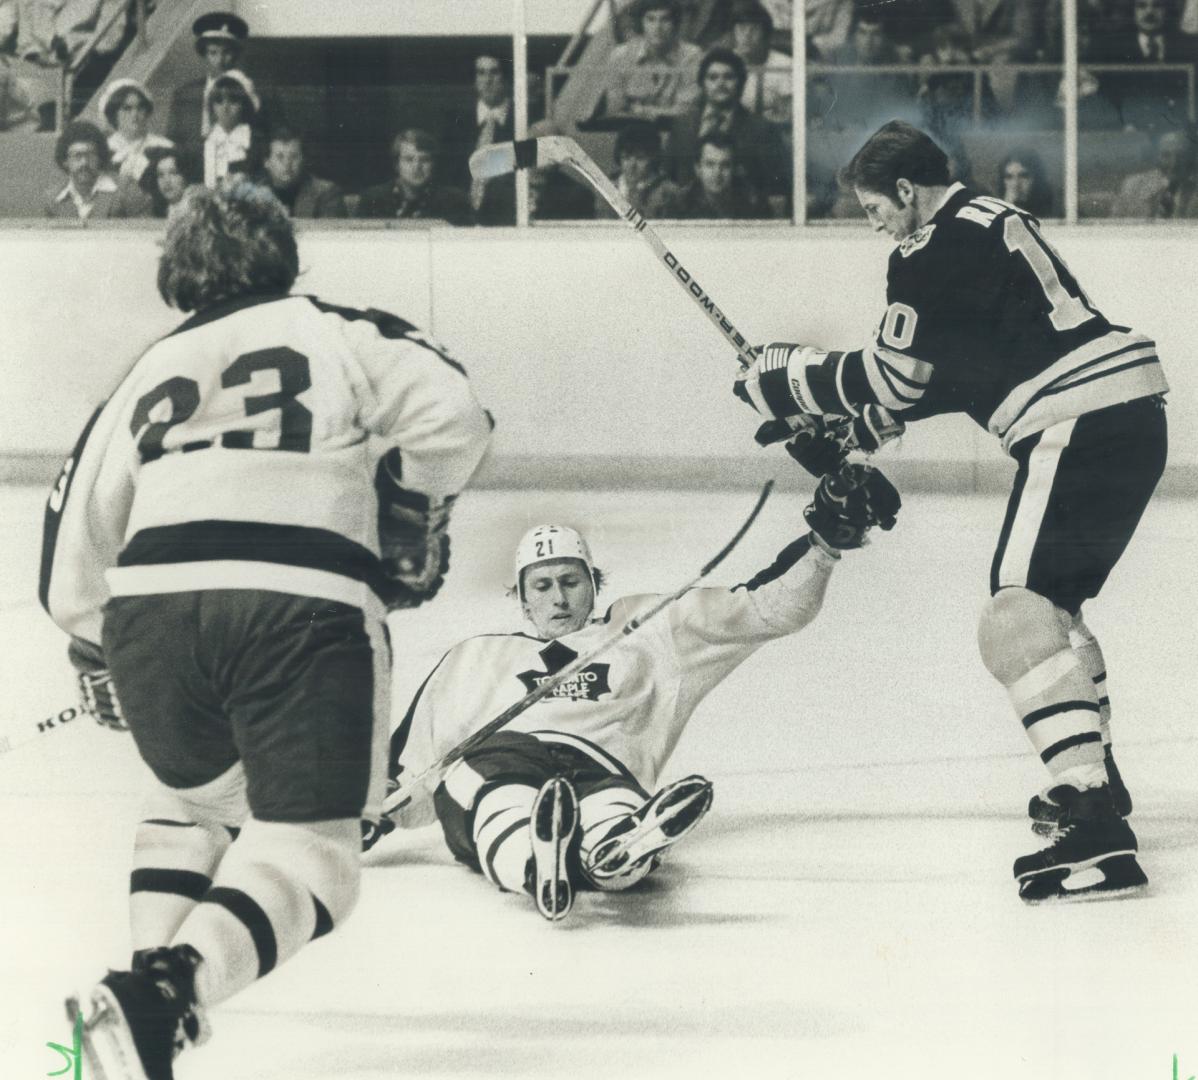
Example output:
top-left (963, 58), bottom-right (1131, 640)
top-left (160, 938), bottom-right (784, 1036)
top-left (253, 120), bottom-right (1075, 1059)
top-left (472, 784), bottom-right (537, 893)
top-left (172, 818), bottom-right (360, 1007)
top-left (1070, 616), bottom-right (1113, 747)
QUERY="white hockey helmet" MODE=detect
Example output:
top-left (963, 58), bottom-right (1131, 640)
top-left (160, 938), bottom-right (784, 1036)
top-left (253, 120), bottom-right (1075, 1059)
top-left (515, 524), bottom-right (596, 599)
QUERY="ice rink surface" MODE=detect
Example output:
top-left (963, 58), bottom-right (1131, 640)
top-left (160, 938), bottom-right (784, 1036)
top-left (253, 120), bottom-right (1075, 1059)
top-left (1, 483), bottom-right (1195, 1080)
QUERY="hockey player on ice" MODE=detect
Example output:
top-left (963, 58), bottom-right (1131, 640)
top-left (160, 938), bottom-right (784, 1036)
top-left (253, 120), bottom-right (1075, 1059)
top-left (39, 178), bottom-right (492, 1080)
top-left (736, 120), bottom-right (1169, 903)
top-left (364, 465), bottom-right (901, 922)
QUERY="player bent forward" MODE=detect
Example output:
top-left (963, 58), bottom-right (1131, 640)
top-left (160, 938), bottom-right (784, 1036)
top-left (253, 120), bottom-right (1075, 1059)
top-left (39, 180), bottom-right (492, 1078)
top-left (737, 120), bottom-right (1169, 903)
top-left (366, 467), bottom-right (900, 922)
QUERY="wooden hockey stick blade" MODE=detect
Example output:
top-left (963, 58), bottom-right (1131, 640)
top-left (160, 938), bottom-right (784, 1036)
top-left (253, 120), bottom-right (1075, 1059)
top-left (0, 704), bottom-right (85, 758)
top-left (470, 136), bottom-right (757, 368)
top-left (381, 480), bottom-right (774, 818)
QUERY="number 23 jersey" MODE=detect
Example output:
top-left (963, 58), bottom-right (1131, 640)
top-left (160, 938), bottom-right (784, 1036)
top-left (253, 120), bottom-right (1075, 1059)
top-left (40, 293), bottom-right (493, 644)
top-left (819, 184), bottom-right (1168, 453)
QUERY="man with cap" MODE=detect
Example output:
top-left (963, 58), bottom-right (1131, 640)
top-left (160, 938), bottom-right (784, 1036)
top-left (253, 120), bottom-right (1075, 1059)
top-left (166, 10), bottom-right (251, 148)
top-left (365, 465), bottom-right (901, 923)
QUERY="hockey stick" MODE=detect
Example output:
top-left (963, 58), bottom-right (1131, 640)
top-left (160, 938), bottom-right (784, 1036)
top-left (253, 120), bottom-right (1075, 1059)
top-left (0, 704), bottom-right (84, 757)
top-left (380, 479), bottom-right (774, 819)
top-left (470, 135), bottom-right (758, 369)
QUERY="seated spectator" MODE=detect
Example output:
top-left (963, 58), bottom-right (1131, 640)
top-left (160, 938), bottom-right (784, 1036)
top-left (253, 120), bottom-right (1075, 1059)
top-left (826, 11), bottom-right (919, 130)
top-left (168, 11), bottom-right (250, 148)
top-left (528, 164), bottom-right (596, 221)
top-left (659, 132), bottom-right (770, 218)
top-left (594, 0), bottom-right (703, 121)
top-left (259, 125), bottom-right (346, 218)
top-left (917, 23), bottom-right (999, 142)
top-left (1101, 0), bottom-right (1194, 133)
top-left (445, 53), bottom-right (516, 224)
top-left (358, 127), bottom-right (472, 225)
top-left (45, 119), bottom-right (150, 220)
top-left (98, 78), bottom-right (173, 187)
top-left (996, 147), bottom-right (1055, 216)
top-left (805, 0), bottom-right (854, 59)
top-left (140, 144), bottom-right (203, 219)
top-left (1111, 124), bottom-right (1198, 217)
top-left (728, 0), bottom-right (792, 124)
top-left (666, 47), bottom-right (790, 214)
top-left (604, 119), bottom-right (684, 218)
top-left (947, 0), bottom-right (1042, 63)
top-left (14, 0), bottom-right (127, 66)
top-left (0, 51), bottom-right (38, 131)
top-left (203, 69), bottom-right (260, 188)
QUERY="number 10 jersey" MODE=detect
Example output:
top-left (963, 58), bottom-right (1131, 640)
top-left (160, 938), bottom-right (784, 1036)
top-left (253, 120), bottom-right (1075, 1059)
top-left (40, 293), bottom-right (493, 645)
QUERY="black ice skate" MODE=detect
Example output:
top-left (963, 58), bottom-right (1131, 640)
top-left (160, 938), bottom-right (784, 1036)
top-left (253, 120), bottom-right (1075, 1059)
top-left (527, 776), bottom-right (579, 922)
top-left (585, 775), bottom-right (714, 886)
top-left (1014, 784), bottom-right (1148, 904)
top-left (66, 944), bottom-right (205, 1080)
top-left (1028, 746), bottom-right (1133, 836)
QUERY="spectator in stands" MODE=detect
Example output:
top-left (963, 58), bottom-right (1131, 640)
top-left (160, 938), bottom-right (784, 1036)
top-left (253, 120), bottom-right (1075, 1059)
top-left (98, 77), bottom-right (173, 187)
top-left (45, 118), bottom-right (149, 219)
top-left (666, 47), bottom-right (790, 215)
top-left (167, 11), bottom-right (249, 148)
top-left (805, 0), bottom-right (855, 59)
top-left (604, 119), bottom-right (683, 218)
top-left (594, 0), bottom-right (703, 121)
top-left (0, 51), bottom-right (37, 131)
top-left (259, 124), bottom-right (346, 218)
top-left (826, 10), bottom-right (918, 130)
top-left (203, 69), bottom-right (260, 188)
top-left (358, 127), bottom-right (472, 225)
top-left (948, 0), bottom-right (1042, 63)
top-left (1112, 123), bottom-right (1198, 216)
top-left (140, 144), bottom-right (202, 219)
top-left (997, 147), bottom-right (1055, 217)
top-left (446, 53), bottom-right (516, 225)
top-left (917, 22), bottom-right (998, 143)
top-left (661, 132), bottom-right (770, 218)
top-left (728, 0), bottom-right (792, 124)
top-left (1101, 0), bottom-right (1194, 132)
top-left (13, 0), bottom-right (127, 66)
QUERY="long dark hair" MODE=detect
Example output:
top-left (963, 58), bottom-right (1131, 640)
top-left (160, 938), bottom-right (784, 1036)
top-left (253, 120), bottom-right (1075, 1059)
top-left (997, 147), bottom-right (1054, 218)
top-left (140, 145), bottom-right (202, 217)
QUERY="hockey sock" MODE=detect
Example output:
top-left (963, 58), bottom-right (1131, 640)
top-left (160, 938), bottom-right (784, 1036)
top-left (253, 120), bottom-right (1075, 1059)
top-left (472, 783), bottom-right (537, 893)
top-left (171, 817), bottom-right (360, 1008)
top-left (1070, 615), bottom-right (1113, 747)
top-left (578, 784), bottom-right (652, 891)
top-left (979, 589), bottom-right (1105, 788)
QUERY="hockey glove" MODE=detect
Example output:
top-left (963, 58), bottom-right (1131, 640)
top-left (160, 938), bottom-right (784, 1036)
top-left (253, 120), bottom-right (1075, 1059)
top-left (804, 464), bottom-right (901, 552)
top-left (734, 343), bottom-right (827, 419)
top-left (68, 636), bottom-right (128, 733)
top-left (376, 457), bottom-right (455, 610)
top-left (361, 815), bottom-right (396, 852)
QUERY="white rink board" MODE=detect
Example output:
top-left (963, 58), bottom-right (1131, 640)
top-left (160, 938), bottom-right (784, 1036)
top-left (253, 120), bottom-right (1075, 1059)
top-left (1, 486), bottom-right (1196, 1080)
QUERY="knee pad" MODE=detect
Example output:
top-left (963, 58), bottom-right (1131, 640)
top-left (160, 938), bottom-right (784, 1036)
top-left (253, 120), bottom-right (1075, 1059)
top-left (977, 587), bottom-right (1071, 686)
top-left (230, 818), bottom-right (363, 928)
top-left (142, 762), bottom-right (249, 831)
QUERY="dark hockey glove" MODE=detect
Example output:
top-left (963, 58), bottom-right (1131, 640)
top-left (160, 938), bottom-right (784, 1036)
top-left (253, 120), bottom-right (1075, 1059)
top-left (68, 636), bottom-right (128, 733)
top-left (803, 464), bottom-right (901, 551)
top-left (376, 456), bottom-right (454, 610)
top-left (753, 408), bottom-right (904, 477)
top-left (361, 815), bottom-right (396, 852)
top-left (848, 405), bottom-right (905, 453)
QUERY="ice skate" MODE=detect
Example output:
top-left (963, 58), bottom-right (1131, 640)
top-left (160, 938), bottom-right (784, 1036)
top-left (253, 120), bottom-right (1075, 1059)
top-left (528, 776), bottom-right (579, 922)
top-left (1028, 746), bottom-right (1132, 836)
top-left (1014, 784), bottom-right (1148, 904)
top-left (66, 945), bottom-right (205, 1080)
top-left (585, 775), bottom-right (714, 885)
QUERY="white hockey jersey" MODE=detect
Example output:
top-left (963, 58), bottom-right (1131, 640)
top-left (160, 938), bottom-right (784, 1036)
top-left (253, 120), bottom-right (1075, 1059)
top-left (393, 538), bottom-right (839, 825)
top-left (39, 294), bottom-right (493, 643)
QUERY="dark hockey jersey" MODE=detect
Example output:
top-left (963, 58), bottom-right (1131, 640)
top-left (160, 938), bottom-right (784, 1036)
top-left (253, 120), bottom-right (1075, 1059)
top-left (797, 184), bottom-right (1168, 453)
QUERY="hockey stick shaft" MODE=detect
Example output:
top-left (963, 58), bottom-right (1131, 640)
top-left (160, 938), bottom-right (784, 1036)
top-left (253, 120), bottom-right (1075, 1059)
top-left (0, 704), bottom-right (84, 757)
top-left (470, 136), bottom-right (757, 369)
top-left (382, 479), bottom-right (774, 816)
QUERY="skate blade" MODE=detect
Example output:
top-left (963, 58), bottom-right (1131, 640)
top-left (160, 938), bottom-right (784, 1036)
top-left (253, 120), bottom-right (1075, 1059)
top-left (1019, 854), bottom-right (1149, 904)
top-left (65, 985), bottom-right (150, 1080)
top-left (589, 778), bottom-right (713, 879)
top-left (531, 780), bottom-right (578, 923)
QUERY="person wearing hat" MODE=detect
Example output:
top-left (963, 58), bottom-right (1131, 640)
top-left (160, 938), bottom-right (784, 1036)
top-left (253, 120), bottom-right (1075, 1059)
top-left (727, 0), bottom-right (793, 126)
top-left (202, 68), bottom-right (261, 188)
top-left (167, 10), bottom-right (250, 148)
top-left (45, 118), bottom-right (152, 220)
top-left (98, 77), bottom-right (174, 186)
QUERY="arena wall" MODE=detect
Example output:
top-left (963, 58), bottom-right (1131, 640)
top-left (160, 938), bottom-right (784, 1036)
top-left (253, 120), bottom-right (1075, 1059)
top-left (2, 223), bottom-right (1193, 493)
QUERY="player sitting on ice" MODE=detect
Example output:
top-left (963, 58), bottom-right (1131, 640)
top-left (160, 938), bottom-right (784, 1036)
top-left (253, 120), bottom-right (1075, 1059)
top-left (363, 465), bottom-right (901, 922)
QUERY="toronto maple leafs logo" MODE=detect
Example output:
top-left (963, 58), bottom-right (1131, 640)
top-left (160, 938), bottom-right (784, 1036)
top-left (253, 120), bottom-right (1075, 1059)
top-left (517, 640), bottom-right (612, 702)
